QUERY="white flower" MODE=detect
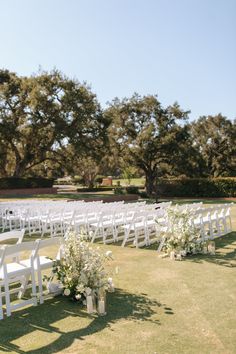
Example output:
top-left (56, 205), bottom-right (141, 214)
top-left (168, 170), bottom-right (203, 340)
top-left (85, 287), bottom-right (92, 295)
top-left (75, 294), bottom-right (81, 300)
top-left (64, 288), bottom-right (71, 296)
top-left (105, 250), bottom-right (113, 258)
top-left (108, 277), bottom-right (113, 284)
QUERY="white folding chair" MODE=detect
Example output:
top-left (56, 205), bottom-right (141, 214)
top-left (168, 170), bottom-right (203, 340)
top-left (18, 237), bottom-right (64, 304)
top-left (0, 241), bottom-right (38, 319)
top-left (0, 229), bottom-right (25, 245)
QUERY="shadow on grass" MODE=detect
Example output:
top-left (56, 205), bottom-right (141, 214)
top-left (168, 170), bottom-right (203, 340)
top-left (0, 288), bottom-right (170, 354)
top-left (185, 232), bottom-right (236, 268)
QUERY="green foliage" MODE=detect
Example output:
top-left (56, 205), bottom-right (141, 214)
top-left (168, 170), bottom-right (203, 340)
top-left (72, 176), bottom-right (85, 185)
top-left (125, 185), bottom-right (140, 194)
top-left (190, 115), bottom-right (236, 177)
top-left (139, 191), bottom-right (149, 198)
top-left (157, 178), bottom-right (236, 198)
top-left (106, 94), bottom-right (190, 196)
top-left (0, 177), bottom-right (54, 189)
top-left (0, 69), bottom-right (106, 178)
top-left (114, 187), bottom-right (126, 195)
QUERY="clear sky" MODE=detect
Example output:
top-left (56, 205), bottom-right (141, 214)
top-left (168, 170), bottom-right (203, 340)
top-left (0, 0), bottom-right (235, 120)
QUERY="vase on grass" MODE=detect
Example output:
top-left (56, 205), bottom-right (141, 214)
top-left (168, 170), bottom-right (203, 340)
top-left (97, 289), bottom-right (107, 316)
top-left (86, 292), bottom-right (96, 314)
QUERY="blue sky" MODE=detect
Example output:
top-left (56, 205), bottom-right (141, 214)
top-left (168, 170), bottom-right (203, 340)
top-left (0, 0), bottom-right (235, 120)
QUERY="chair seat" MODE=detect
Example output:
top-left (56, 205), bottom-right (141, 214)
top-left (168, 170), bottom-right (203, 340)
top-left (123, 221), bottom-right (145, 231)
top-left (0, 262), bottom-right (30, 279)
top-left (90, 220), bottom-right (113, 228)
top-left (20, 256), bottom-right (53, 270)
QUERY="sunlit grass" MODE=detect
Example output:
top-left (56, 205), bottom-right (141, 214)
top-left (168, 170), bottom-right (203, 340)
top-left (0, 204), bottom-right (235, 353)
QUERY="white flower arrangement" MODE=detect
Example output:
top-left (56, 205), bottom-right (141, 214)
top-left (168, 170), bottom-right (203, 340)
top-left (50, 231), bottom-right (114, 301)
top-left (157, 206), bottom-right (211, 259)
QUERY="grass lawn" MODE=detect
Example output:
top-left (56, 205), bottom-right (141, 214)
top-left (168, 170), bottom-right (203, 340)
top-left (113, 178), bottom-right (145, 186)
top-left (0, 203), bottom-right (235, 353)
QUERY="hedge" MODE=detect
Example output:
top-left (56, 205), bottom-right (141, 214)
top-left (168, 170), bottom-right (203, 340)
top-left (0, 177), bottom-right (54, 189)
top-left (114, 186), bottom-right (140, 195)
top-left (156, 178), bottom-right (236, 198)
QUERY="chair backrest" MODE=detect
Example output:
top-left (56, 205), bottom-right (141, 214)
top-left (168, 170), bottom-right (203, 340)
top-left (36, 237), bottom-right (64, 260)
top-left (36, 237), bottom-right (64, 250)
top-left (0, 240), bottom-right (37, 269)
top-left (0, 229), bottom-right (25, 244)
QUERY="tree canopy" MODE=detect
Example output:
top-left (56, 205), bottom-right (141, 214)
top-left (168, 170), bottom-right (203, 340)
top-left (0, 69), bottom-right (107, 177)
top-left (105, 94), bottom-right (190, 195)
top-left (0, 68), bottom-right (235, 195)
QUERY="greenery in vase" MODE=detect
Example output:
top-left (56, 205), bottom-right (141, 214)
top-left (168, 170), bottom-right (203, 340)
top-left (49, 232), bottom-right (114, 301)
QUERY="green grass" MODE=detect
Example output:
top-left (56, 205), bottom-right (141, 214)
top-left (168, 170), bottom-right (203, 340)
top-left (0, 192), bottom-right (113, 202)
top-left (0, 204), bottom-right (235, 353)
top-left (113, 178), bottom-right (145, 186)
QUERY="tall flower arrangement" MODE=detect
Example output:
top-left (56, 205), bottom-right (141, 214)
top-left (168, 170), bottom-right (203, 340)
top-left (157, 206), bottom-right (209, 259)
top-left (50, 232), bottom-right (114, 302)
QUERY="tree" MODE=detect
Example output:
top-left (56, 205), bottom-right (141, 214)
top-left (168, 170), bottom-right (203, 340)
top-left (190, 115), bottom-right (236, 177)
top-left (106, 94), bottom-right (190, 196)
top-left (0, 69), bottom-right (106, 177)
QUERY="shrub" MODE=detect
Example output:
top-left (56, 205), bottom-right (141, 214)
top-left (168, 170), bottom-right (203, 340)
top-left (139, 191), bottom-right (149, 199)
top-left (125, 185), bottom-right (140, 194)
top-left (156, 178), bottom-right (236, 198)
top-left (54, 179), bottom-right (73, 185)
top-left (72, 176), bottom-right (85, 185)
top-left (0, 177), bottom-right (54, 189)
top-left (114, 187), bottom-right (125, 195)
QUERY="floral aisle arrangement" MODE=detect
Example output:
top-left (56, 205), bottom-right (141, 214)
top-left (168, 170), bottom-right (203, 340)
top-left (157, 206), bottom-right (215, 260)
top-left (47, 232), bottom-right (114, 314)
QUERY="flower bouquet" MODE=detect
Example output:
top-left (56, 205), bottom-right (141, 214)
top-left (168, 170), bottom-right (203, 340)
top-left (48, 231), bottom-right (114, 314)
top-left (157, 206), bottom-right (212, 260)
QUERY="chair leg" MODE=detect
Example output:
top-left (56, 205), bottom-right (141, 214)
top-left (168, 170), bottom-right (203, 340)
top-left (4, 279), bottom-right (11, 317)
top-left (31, 270), bottom-right (37, 306)
top-left (37, 269), bottom-right (44, 305)
top-left (0, 285), bottom-right (3, 320)
top-left (18, 275), bottom-right (30, 299)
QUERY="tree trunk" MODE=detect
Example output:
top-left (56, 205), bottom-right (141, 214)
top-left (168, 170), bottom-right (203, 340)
top-left (13, 160), bottom-right (28, 177)
top-left (145, 170), bottom-right (156, 197)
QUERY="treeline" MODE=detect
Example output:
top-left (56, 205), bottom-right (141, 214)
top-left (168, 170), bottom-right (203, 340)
top-left (0, 69), bottom-right (235, 196)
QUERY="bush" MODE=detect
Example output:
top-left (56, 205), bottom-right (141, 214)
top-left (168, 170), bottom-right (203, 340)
top-left (54, 179), bottom-right (73, 185)
top-left (139, 191), bottom-right (149, 199)
top-left (72, 176), bottom-right (85, 185)
top-left (0, 177), bottom-right (54, 189)
top-left (125, 185), bottom-right (140, 194)
top-left (114, 187), bottom-right (125, 195)
top-left (156, 178), bottom-right (236, 198)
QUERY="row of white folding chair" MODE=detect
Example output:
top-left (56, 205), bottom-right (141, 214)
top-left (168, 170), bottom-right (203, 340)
top-left (2, 201), bottom-right (122, 234)
top-left (0, 200), bottom-right (150, 238)
top-left (85, 203), bottom-right (151, 241)
top-left (121, 209), bottom-right (166, 248)
top-left (67, 202), bottom-right (143, 235)
top-left (40, 202), bottom-right (124, 237)
top-left (0, 200), bottom-right (87, 228)
top-left (86, 202), bottom-right (170, 245)
top-left (193, 205), bottom-right (232, 240)
top-left (0, 237), bottom-right (63, 319)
